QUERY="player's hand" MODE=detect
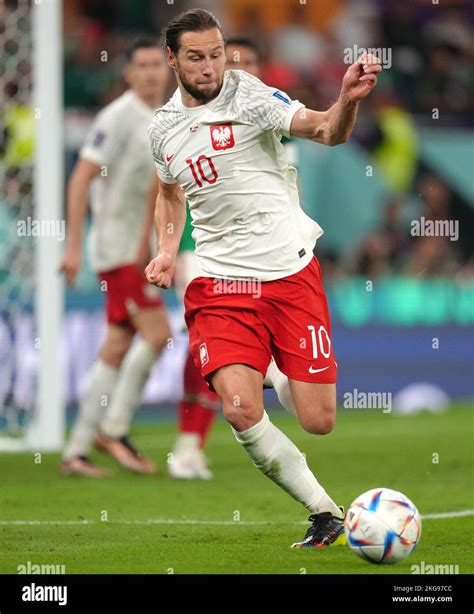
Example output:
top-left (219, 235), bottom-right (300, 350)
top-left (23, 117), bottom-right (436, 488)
top-left (341, 53), bottom-right (382, 103)
top-left (145, 251), bottom-right (175, 289)
top-left (59, 244), bottom-right (81, 286)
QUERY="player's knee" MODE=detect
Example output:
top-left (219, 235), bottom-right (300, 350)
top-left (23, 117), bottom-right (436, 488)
top-left (318, 413), bottom-right (336, 435)
top-left (301, 415), bottom-right (335, 435)
top-left (100, 341), bottom-right (130, 367)
top-left (100, 351), bottom-right (123, 368)
top-left (145, 333), bottom-right (171, 353)
top-left (213, 366), bottom-right (264, 430)
top-left (222, 399), bottom-right (262, 432)
top-left (300, 402), bottom-right (336, 435)
top-left (141, 327), bottom-right (172, 352)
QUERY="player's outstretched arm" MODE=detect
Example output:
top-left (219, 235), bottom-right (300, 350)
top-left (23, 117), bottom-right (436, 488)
top-left (60, 158), bottom-right (101, 285)
top-left (290, 53), bottom-right (382, 146)
top-left (145, 178), bottom-right (186, 289)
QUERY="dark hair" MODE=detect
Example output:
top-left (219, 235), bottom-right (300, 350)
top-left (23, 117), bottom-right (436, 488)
top-left (226, 36), bottom-right (261, 60)
top-left (126, 37), bottom-right (162, 63)
top-left (164, 8), bottom-right (225, 54)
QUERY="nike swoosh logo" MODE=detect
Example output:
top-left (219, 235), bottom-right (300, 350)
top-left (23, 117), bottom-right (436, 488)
top-left (308, 365), bottom-right (330, 374)
top-left (166, 154), bottom-right (174, 162)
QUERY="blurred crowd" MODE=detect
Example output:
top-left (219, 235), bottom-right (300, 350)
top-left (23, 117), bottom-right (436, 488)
top-left (62, 0), bottom-right (473, 119)
top-left (339, 174), bottom-right (473, 281)
top-left (1, 0), bottom-right (473, 284)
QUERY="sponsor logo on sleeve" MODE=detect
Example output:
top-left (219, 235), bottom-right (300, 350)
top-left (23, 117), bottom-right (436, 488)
top-left (272, 91), bottom-right (291, 105)
top-left (93, 131), bottom-right (106, 147)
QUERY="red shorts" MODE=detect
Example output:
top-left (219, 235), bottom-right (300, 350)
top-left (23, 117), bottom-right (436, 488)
top-left (98, 264), bottom-right (164, 325)
top-left (184, 257), bottom-right (337, 387)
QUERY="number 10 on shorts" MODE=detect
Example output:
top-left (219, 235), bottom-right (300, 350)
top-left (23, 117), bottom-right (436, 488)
top-left (307, 325), bottom-right (331, 359)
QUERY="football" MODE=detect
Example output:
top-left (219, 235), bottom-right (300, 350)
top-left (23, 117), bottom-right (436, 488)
top-left (344, 488), bottom-right (422, 564)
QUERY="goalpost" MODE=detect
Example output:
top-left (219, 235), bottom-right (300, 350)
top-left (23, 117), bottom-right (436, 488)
top-left (0, 0), bottom-right (64, 451)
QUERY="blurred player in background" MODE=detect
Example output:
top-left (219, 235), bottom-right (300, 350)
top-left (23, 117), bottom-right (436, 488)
top-left (147, 9), bottom-right (382, 547)
top-left (169, 36), bottom-right (296, 480)
top-left (170, 216), bottom-right (219, 479)
top-left (60, 39), bottom-right (171, 477)
top-left (225, 36), bottom-right (261, 76)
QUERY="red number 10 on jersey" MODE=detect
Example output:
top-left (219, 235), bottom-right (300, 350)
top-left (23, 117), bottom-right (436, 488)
top-left (185, 155), bottom-right (219, 188)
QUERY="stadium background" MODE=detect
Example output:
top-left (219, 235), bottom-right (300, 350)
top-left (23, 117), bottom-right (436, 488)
top-left (1, 0), bottom-right (473, 425)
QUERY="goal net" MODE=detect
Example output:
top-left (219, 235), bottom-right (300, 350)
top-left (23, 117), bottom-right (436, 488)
top-left (0, 0), bottom-right (64, 451)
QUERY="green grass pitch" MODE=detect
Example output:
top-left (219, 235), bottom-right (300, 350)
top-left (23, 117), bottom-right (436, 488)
top-left (0, 404), bottom-right (472, 574)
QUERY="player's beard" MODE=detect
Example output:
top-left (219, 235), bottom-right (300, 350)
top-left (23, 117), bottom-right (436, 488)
top-left (177, 66), bottom-right (223, 104)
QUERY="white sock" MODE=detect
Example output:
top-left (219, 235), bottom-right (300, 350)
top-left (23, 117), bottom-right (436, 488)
top-left (264, 359), bottom-right (296, 417)
top-left (100, 340), bottom-right (159, 438)
top-left (232, 411), bottom-right (343, 517)
top-left (63, 360), bottom-right (118, 460)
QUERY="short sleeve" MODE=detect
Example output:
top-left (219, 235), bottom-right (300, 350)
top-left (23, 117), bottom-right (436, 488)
top-left (80, 106), bottom-right (127, 168)
top-left (148, 119), bottom-right (177, 184)
top-left (235, 72), bottom-right (305, 138)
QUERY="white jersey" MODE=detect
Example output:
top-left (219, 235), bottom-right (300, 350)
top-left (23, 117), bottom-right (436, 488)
top-left (148, 70), bottom-right (323, 282)
top-left (81, 90), bottom-right (155, 273)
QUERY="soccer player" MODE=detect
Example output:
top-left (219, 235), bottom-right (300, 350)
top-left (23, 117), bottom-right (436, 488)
top-left (169, 36), bottom-right (294, 479)
top-left (60, 39), bottom-right (171, 477)
top-left (146, 9), bottom-right (382, 547)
